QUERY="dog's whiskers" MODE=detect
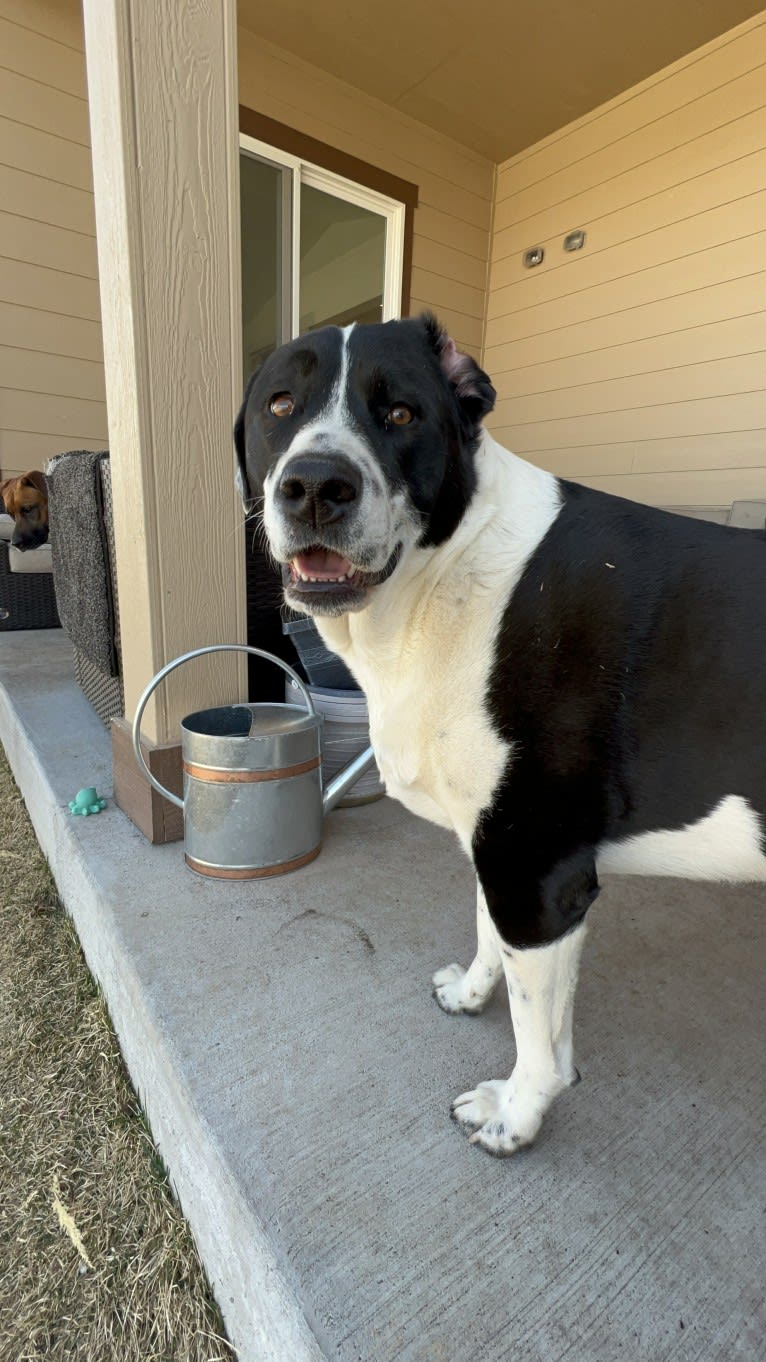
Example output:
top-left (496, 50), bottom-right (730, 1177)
top-left (224, 499), bottom-right (266, 547)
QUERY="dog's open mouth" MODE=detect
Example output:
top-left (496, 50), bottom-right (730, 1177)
top-left (283, 545), bottom-right (401, 612)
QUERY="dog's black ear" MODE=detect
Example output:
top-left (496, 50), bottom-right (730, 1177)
top-left (422, 312), bottom-right (496, 424)
top-left (233, 371), bottom-right (259, 512)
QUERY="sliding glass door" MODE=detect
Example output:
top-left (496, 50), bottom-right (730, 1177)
top-left (239, 135), bottom-right (405, 381)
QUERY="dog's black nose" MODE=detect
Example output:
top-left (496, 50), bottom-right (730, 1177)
top-left (277, 456), bottom-right (361, 528)
top-left (11, 527), bottom-right (48, 550)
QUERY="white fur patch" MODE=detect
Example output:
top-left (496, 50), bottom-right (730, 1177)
top-left (433, 883), bottom-right (503, 1014)
top-left (318, 433), bottom-right (563, 847)
top-left (597, 794), bottom-right (766, 881)
top-left (451, 922), bottom-right (587, 1155)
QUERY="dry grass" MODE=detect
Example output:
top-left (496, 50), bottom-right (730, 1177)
top-left (0, 750), bottom-right (236, 1362)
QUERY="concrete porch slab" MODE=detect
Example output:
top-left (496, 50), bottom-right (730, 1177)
top-left (1, 630), bottom-right (763, 1361)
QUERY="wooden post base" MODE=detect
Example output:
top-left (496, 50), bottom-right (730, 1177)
top-left (111, 716), bottom-right (183, 844)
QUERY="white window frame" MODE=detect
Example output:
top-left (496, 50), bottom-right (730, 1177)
top-left (239, 132), bottom-right (405, 340)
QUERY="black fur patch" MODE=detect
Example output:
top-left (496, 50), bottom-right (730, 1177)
top-left (475, 481), bottom-right (766, 947)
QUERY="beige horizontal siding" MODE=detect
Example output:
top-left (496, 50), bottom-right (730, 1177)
top-left (493, 60), bottom-right (766, 243)
top-left (413, 204), bottom-right (490, 266)
top-left (0, 0), bottom-right (83, 47)
top-left (0, 66), bottom-right (91, 143)
top-left (237, 26), bottom-right (494, 348)
top-left (0, 430), bottom-right (106, 480)
top-left (494, 352), bottom-right (766, 427)
top-left (491, 149), bottom-right (766, 296)
top-left (0, 257), bottom-right (101, 320)
top-left (0, 13), bottom-right (86, 99)
top-left (569, 469), bottom-right (766, 507)
top-left (496, 313), bottom-right (766, 396)
top-left (0, 164), bottom-right (96, 235)
top-left (410, 267), bottom-right (486, 327)
top-left (487, 232), bottom-right (766, 349)
top-left (0, 301), bottom-right (103, 362)
top-left (485, 273), bottom-right (766, 373)
top-left (0, 0), bottom-right (107, 476)
top-left (484, 10), bottom-right (766, 509)
top-left (0, 209), bottom-right (98, 278)
top-left (0, 114), bottom-right (94, 190)
top-left (411, 234), bottom-right (488, 293)
top-left (0, 345), bottom-right (105, 402)
top-left (496, 429), bottom-right (766, 480)
top-left (494, 391), bottom-right (765, 456)
top-left (0, 389), bottom-right (107, 441)
top-left (494, 19), bottom-right (766, 204)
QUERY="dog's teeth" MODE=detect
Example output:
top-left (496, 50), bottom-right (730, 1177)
top-left (292, 567), bottom-right (351, 586)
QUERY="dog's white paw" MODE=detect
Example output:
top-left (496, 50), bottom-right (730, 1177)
top-left (432, 962), bottom-right (491, 1015)
top-left (451, 1078), bottom-right (544, 1156)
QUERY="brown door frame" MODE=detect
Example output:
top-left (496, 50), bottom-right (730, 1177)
top-left (239, 106), bottom-right (417, 317)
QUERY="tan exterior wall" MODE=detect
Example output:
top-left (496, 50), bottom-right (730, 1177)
top-left (5, 6), bottom-right (761, 511)
top-left (0, 11), bottom-right (494, 481)
top-left (484, 11), bottom-right (766, 510)
top-left (237, 27), bottom-right (495, 359)
top-left (0, 0), bottom-right (108, 479)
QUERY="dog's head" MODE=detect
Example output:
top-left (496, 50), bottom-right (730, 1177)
top-left (0, 470), bottom-right (49, 550)
top-left (234, 314), bottom-right (495, 616)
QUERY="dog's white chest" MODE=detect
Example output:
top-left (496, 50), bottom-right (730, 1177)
top-left (368, 685), bottom-right (455, 830)
top-left (312, 445), bottom-right (564, 846)
top-left (325, 609), bottom-right (512, 846)
top-left (379, 690), bottom-right (509, 847)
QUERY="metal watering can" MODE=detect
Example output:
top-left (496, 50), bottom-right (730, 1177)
top-left (132, 644), bottom-right (376, 879)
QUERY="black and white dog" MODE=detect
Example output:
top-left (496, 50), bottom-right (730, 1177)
top-left (235, 314), bottom-right (766, 1156)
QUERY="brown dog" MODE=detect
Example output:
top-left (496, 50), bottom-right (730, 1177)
top-left (0, 470), bottom-right (49, 550)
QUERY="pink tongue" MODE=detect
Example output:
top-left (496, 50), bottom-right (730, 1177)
top-left (293, 549), bottom-right (353, 579)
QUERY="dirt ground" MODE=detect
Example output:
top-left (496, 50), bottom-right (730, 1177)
top-left (0, 749), bottom-right (237, 1362)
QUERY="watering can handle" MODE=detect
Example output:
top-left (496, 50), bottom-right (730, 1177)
top-left (131, 644), bottom-right (317, 810)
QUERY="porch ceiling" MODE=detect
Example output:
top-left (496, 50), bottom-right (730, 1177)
top-left (238, 0), bottom-right (765, 160)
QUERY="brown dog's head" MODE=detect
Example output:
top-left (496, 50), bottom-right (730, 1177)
top-left (0, 470), bottom-right (49, 550)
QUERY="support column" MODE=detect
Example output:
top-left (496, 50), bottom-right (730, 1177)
top-left (82, 0), bottom-right (247, 752)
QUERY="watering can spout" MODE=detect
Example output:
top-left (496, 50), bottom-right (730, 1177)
top-left (322, 745), bottom-right (378, 815)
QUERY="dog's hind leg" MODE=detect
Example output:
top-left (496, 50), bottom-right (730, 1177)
top-left (452, 922), bottom-right (588, 1155)
top-left (432, 882), bottom-right (503, 1014)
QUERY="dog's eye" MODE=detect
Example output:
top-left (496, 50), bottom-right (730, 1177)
top-left (387, 404), bottom-right (414, 427)
top-left (270, 393), bottom-right (294, 418)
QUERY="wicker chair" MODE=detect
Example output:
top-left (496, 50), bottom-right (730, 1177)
top-left (47, 452), bottom-right (124, 727)
top-left (0, 516), bottom-right (60, 631)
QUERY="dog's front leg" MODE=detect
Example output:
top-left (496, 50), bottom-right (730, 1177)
top-left (452, 922), bottom-right (587, 1155)
top-left (432, 882), bottom-right (503, 1014)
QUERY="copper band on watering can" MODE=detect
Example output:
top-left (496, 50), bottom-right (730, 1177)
top-left (184, 845), bottom-right (321, 879)
top-left (182, 755), bottom-right (321, 783)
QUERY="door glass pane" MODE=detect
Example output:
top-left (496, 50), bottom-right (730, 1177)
top-left (240, 153), bottom-right (288, 380)
top-left (299, 183), bottom-right (386, 333)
